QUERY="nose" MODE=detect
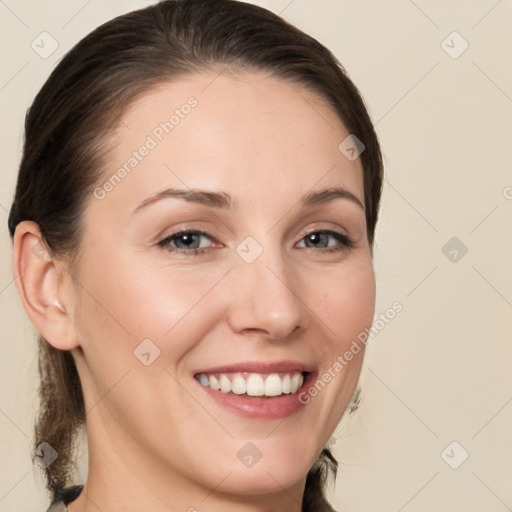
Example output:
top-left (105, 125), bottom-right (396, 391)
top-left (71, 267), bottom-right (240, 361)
top-left (226, 244), bottom-right (309, 340)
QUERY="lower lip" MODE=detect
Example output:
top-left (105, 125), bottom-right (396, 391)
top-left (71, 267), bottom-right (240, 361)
top-left (196, 373), bottom-right (315, 420)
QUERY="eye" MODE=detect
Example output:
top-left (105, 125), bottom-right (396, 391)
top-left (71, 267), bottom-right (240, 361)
top-left (156, 228), bottom-right (355, 257)
top-left (157, 229), bottom-right (216, 255)
top-left (296, 230), bottom-right (354, 253)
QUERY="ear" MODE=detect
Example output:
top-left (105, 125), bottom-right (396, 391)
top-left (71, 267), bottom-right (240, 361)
top-left (12, 220), bottom-right (80, 350)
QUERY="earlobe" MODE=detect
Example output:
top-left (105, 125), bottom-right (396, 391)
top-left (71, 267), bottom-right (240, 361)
top-left (12, 221), bottom-right (79, 351)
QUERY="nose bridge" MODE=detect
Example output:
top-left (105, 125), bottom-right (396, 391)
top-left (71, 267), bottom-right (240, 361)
top-left (227, 234), bottom-right (307, 339)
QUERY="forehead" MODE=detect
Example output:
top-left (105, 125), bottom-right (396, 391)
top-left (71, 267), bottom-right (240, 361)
top-left (95, 71), bottom-right (364, 217)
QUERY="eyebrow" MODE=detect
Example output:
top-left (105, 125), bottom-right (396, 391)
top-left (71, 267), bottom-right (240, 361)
top-left (132, 185), bottom-right (364, 214)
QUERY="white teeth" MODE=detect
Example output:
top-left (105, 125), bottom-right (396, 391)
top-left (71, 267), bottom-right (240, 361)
top-left (219, 374), bottom-right (232, 393)
top-left (290, 373), bottom-right (303, 393)
top-left (265, 373), bottom-right (283, 396)
top-left (231, 375), bottom-right (247, 395)
top-left (246, 373), bottom-right (265, 396)
top-left (282, 374), bottom-right (291, 394)
top-left (197, 371), bottom-right (305, 397)
top-left (209, 375), bottom-right (220, 390)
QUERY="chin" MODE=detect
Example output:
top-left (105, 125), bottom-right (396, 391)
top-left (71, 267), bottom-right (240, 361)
top-left (201, 436), bottom-right (319, 497)
top-left (214, 465), bottom-right (308, 498)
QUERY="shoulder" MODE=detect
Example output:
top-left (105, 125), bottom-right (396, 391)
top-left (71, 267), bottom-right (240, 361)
top-left (45, 485), bottom-right (84, 512)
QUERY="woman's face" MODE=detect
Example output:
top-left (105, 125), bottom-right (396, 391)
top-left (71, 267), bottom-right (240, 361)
top-left (67, 71), bottom-right (375, 502)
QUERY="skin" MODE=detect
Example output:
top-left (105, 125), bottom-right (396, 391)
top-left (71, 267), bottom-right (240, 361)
top-left (13, 71), bottom-right (375, 512)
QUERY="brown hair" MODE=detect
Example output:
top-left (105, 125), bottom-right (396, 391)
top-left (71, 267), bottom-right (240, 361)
top-left (7, 1), bottom-right (383, 510)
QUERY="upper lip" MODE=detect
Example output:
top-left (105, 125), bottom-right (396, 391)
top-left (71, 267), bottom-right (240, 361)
top-left (193, 360), bottom-right (316, 375)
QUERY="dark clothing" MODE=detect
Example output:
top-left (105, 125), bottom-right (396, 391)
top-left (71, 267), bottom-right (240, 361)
top-left (45, 485), bottom-right (83, 512)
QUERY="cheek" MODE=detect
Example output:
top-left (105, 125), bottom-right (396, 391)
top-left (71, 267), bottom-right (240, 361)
top-left (314, 259), bottom-right (376, 351)
top-left (73, 247), bottom-right (229, 370)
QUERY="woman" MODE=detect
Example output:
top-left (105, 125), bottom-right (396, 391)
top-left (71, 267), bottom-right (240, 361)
top-left (8, 0), bottom-right (383, 510)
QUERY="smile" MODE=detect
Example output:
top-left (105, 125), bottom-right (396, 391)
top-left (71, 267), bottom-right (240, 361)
top-left (192, 361), bottom-right (315, 419)
top-left (195, 371), bottom-right (305, 397)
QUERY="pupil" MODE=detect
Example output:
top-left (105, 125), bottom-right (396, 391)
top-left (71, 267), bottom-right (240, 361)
top-left (180, 234), bottom-right (197, 248)
top-left (309, 233), bottom-right (325, 247)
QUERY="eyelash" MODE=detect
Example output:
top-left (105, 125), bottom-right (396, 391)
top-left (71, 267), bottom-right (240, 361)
top-left (156, 228), bottom-right (355, 256)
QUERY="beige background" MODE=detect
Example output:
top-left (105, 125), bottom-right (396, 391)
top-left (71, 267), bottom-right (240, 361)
top-left (1, 1), bottom-right (511, 511)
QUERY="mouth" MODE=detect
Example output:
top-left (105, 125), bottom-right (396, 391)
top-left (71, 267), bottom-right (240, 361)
top-left (193, 361), bottom-right (316, 420)
top-left (194, 371), bottom-right (306, 397)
